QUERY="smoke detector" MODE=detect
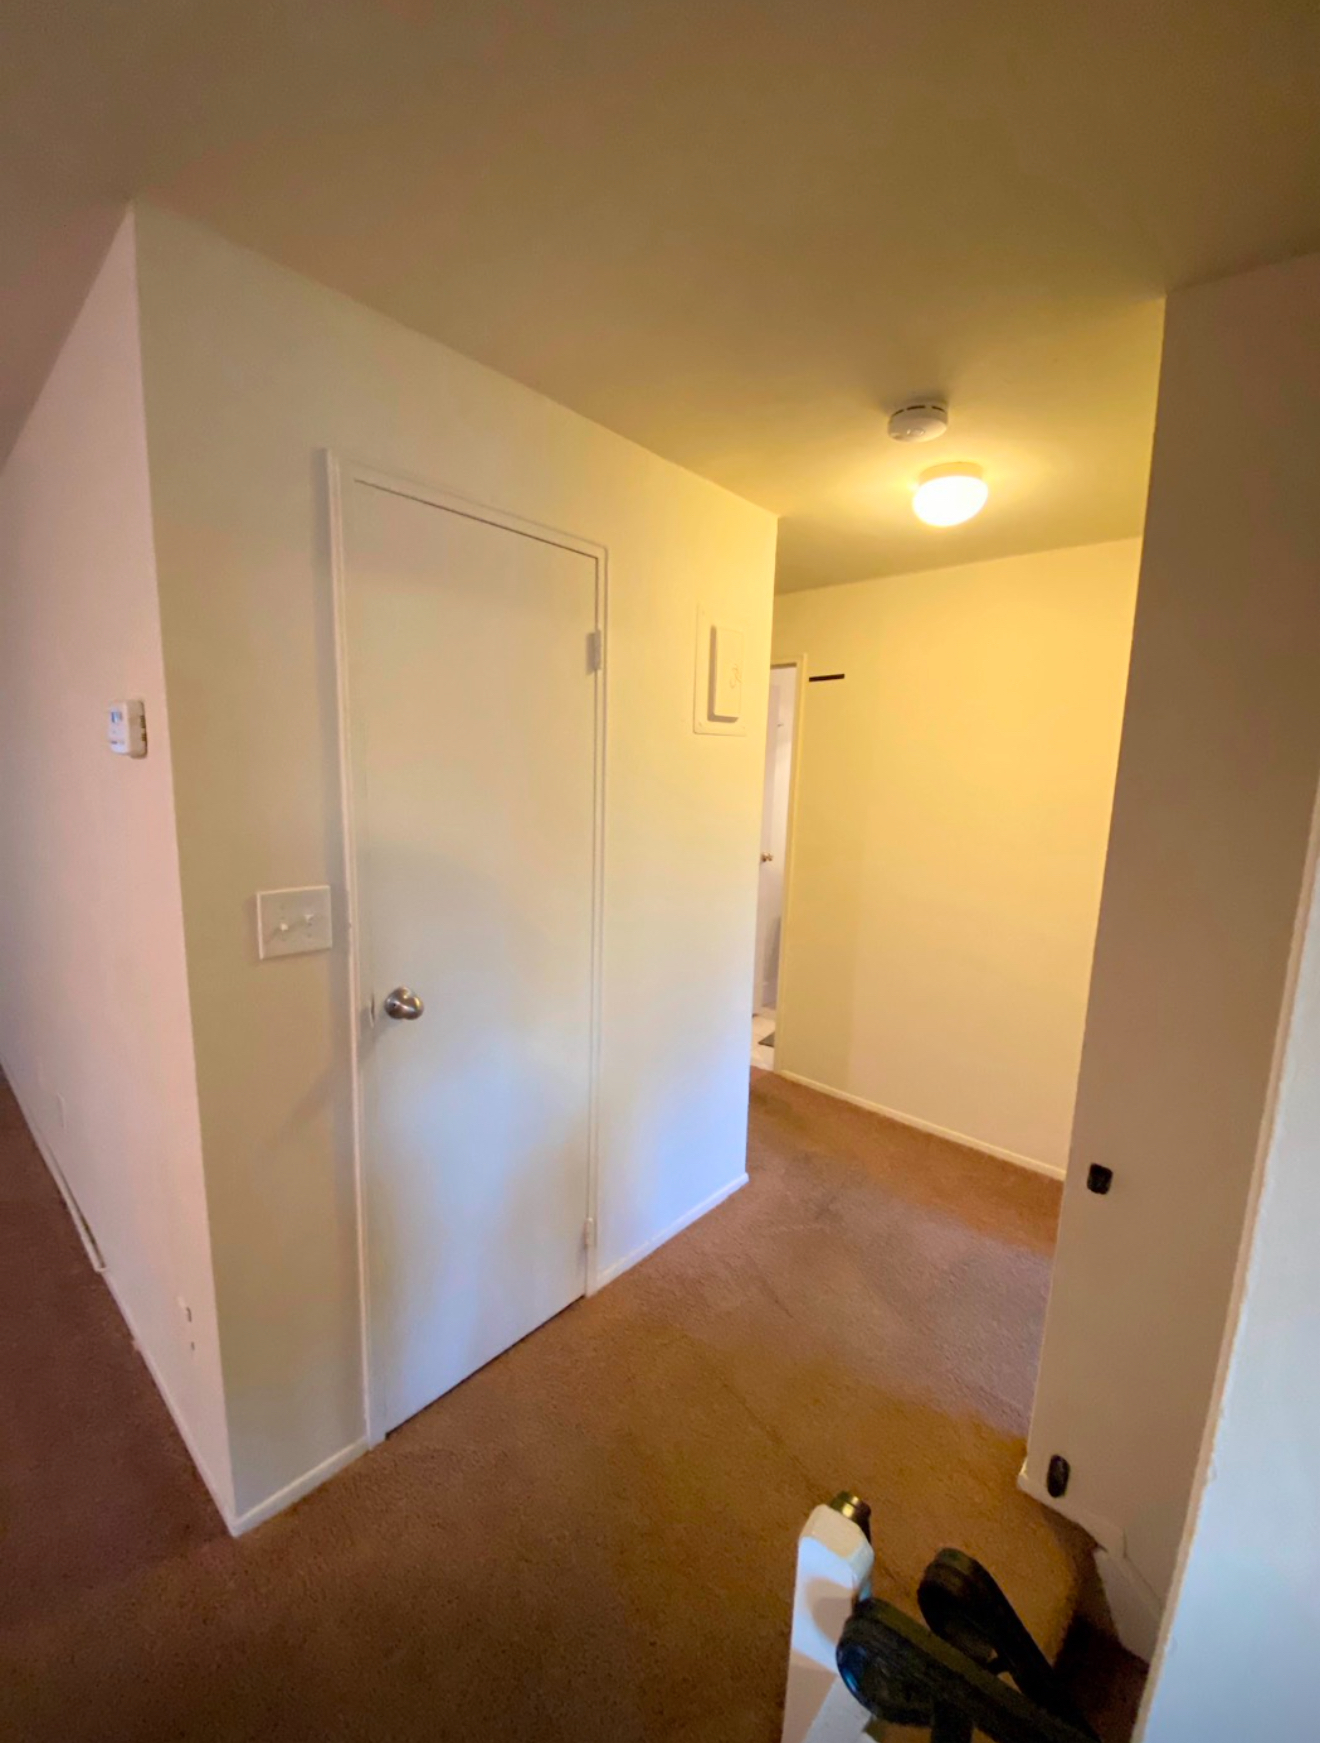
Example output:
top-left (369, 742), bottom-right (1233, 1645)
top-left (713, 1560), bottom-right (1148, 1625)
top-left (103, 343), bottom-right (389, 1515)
top-left (887, 401), bottom-right (949, 444)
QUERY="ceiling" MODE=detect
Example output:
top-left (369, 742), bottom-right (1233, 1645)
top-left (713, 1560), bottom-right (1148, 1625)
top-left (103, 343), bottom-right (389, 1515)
top-left (1, 1), bottom-right (1318, 589)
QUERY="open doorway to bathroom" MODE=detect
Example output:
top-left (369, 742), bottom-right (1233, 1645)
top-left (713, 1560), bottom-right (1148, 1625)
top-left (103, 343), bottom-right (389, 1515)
top-left (752, 662), bottom-right (799, 1070)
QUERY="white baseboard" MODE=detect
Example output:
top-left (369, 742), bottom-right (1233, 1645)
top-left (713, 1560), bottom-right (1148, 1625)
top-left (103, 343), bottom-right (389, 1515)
top-left (1094, 1546), bottom-right (1163, 1662)
top-left (592, 1172), bottom-right (749, 1291)
top-left (102, 1267), bottom-right (237, 1530)
top-left (775, 1070), bottom-right (1065, 1181)
top-left (1016, 1462), bottom-right (1163, 1661)
top-left (1017, 1461), bottom-right (1123, 1555)
top-left (231, 1437), bottom-right (368, 1536)
top-left (2, 1063), bottom-right (106, 1270)
top-left (1, 1054), bottom-right (239, 1531)
top-left (108, 1266), bottom-right (365, 1536)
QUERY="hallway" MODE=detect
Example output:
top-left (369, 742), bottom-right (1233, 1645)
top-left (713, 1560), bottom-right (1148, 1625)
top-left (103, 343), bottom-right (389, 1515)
top-left (0, 1070), bottom-right (1085, 1742)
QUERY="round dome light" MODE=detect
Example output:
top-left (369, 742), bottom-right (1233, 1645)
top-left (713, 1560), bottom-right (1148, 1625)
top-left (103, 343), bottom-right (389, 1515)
top-left (912, 462), bottom-right (989, 527)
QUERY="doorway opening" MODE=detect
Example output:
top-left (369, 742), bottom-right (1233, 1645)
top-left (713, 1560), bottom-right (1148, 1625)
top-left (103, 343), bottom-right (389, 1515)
top-left (752, 662), bottom-right (799, 1070)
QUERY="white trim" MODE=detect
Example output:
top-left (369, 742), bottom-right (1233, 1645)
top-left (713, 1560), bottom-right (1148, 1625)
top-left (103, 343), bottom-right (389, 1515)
top-left (764, 655), bottom-right (806, 1054)
top-left (1016, 1460), bottom-right (1124, 1555)
top-left (10, 1032), bottom-right (365, 1538)
top-left (584, 541), bottom-right (609, 1298)
top-left (1140, 776), bottom-right (1320, 1724)
top-left (593, 1173), bottom-right (749, 1291)
top-left (230, 1438), bottom-right (368, 1537)
top-left (1, 1063), bottom-right (106, 1272)
top-left (325, 451), bottom-right (380, 1447)
top-left (1, 1056), bottom-right (238, 1526)
top-left (1016, 1462), bottom-right (1163, 1660)
top-left (775, 1071), bottom-right (1065, 1180)
top-left (101, 1267), bottom-right (237, 1531)
top-left (2, 1057), bottom-right (238, 1528)
top-left (1093, 1547), bottom-right (1164, 1662)
top-left (326, 452), bottom-right (609, 1442)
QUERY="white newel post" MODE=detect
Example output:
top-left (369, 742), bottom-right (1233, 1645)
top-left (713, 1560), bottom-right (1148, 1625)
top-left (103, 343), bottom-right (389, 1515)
top-left (781, 1502), bottom-right (876, 1743)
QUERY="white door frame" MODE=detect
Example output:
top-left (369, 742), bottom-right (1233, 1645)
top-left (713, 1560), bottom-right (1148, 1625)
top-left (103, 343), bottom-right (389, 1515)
top-left (763, 655), bottom-right (806, 1064)
top-left (325, 451), bottom-right (609, 1447)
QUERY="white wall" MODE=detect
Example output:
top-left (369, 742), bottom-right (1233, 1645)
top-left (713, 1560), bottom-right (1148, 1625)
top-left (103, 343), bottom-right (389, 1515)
top-left (771, 541), bottom-right (1139, 1172)
top-left (1026, 251), bottom-right (1320, 1619)
top-left (132, 205), bottom-right (777, 1522)
top-left (0, 214), bottom-right (232, 1514)
top-left (1140, 790), bottom-right (1320, 1740)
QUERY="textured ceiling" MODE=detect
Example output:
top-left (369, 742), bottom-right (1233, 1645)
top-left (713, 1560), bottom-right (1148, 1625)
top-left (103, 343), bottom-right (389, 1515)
top-left (1, 0), bottom-right (1318, 587)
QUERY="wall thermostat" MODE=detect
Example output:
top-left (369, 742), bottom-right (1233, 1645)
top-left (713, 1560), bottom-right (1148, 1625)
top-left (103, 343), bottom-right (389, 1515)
top-left (708, 623), bottom-right (745, 722)
top-left (693, 605), bottom-right (748, 736)
top-left (108, 699), bottom-right (147, 758)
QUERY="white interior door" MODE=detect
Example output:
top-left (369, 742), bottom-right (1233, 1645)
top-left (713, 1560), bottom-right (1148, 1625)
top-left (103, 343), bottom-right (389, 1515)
top-left (341, 475), bottom-right (600, 1437)
top-left (754, 666), bottom-right (797, 1010)
top-left (754, 684), bottom-right (782, 1009)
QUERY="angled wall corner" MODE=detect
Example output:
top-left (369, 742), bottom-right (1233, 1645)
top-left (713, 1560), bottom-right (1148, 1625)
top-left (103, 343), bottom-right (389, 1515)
top-left (1141, 774), bottom-right (1320, 1736)
top-left (0, 208), bottom-right (234, 1522)
top-left (132, 204), bottom-right (777, 1524)
top-left (1026, 248), bottom-right (1320, 1620)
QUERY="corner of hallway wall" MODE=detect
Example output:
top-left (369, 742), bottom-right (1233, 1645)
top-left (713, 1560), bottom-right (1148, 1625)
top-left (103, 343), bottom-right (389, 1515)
top-left (1025, 248), bottom-right (1320, 1620)
top-left (1139, 769), bottom-right (1320, 1738)
top-left (0, 207), bottom-right (234, 1522)
top-left (770, 538), bottom-right (1141, 1174)
top-left (132, 203), bottom-right (777, 1523)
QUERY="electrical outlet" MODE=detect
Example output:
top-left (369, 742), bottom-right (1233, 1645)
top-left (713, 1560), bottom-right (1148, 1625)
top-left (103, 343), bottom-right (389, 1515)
top-left (55, 1094), bottom-right (67, 1131)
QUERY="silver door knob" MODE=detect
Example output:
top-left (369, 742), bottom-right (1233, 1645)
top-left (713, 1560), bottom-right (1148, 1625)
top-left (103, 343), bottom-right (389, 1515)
top-left (383, 986), bottom-right (424, 1021)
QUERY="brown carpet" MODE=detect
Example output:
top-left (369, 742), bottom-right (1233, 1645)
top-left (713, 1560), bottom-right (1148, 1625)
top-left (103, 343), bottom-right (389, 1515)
top-left (0, 1067), bottom-right (1089, 1742)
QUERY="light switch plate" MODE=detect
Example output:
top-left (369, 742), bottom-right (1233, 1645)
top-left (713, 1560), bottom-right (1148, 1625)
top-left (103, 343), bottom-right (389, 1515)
top-left (257, 886), bottom-right (333, 959)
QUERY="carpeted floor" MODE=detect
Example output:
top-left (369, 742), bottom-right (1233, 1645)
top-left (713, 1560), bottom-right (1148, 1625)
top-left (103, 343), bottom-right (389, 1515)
top-left (0, 1067), bottom-right (1092, 1742)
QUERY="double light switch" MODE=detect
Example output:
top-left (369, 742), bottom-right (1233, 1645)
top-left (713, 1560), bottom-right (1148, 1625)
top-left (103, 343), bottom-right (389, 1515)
top-left (257, 886), bottom-right (333, 959)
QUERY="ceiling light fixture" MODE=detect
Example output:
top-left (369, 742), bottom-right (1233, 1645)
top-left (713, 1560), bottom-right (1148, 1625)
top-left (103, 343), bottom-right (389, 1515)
top-left (912, 462), bottom-right (989, 527)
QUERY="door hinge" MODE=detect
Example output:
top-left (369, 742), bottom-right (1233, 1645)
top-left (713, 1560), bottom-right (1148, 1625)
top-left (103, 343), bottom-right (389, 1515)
top-left (586, 628), bottom-right (603, 673)
top-left (583, 1215), bottom-right (597, 1249)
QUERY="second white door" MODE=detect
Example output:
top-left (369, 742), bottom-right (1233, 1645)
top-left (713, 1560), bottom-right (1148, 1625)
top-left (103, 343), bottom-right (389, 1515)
top-left (754, 665), bottom-right (798, 1010)
top-left (342, 476), bottom-right (600, 1437)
